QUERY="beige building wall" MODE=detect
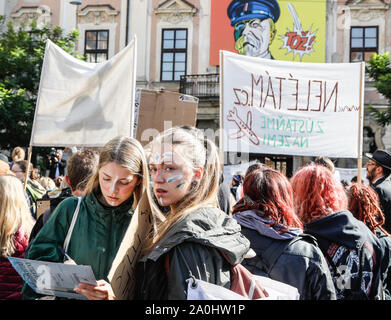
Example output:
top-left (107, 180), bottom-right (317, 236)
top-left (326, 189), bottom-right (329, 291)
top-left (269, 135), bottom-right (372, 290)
top-left (4, 0), bottom-right (391, 169)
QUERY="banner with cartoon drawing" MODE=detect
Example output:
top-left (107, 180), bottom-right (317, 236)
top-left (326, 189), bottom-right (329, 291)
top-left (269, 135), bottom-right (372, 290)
top-left (210, 0), bottom-right (326, 65)
top-left (220, 51), bottom-right (365, 158)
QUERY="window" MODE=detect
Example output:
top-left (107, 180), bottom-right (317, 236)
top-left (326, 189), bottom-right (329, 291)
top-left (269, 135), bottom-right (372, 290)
top-left (350, 26), bottom-right (378, 62)
top-left (85, 30), bottom-right (109, 63)
top-left (161, 29), bottom-right (187, 81)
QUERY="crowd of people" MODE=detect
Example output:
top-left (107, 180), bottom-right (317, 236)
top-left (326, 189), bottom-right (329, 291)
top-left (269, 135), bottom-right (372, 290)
top-left (1, 126), bottom-right (391, 301)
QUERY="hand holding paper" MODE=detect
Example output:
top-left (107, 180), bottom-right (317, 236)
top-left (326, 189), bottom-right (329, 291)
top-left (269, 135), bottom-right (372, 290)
top-left (75, 280), bottom-right (116, 300)
top-left (8, 257), bottom-right (97, 300)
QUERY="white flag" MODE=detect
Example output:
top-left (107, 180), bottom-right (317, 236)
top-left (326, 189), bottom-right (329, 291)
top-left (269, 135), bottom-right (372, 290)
top-left (30, 38), bottom-right (137, 147)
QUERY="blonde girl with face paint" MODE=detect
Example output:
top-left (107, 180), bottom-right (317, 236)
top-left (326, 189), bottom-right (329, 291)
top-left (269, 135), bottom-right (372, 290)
top-left (134, 126), bottom-right (250, 300)
top-left (23, 136), bottom-right (150, 300)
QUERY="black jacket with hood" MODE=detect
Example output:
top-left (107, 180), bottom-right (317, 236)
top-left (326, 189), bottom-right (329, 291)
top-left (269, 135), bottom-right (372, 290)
top-left (304, 210), bottom-right (385, 300)
top-left (134, 207), bottom-right (250, 300)
top-left (234, 210), bottom-right (336, 300)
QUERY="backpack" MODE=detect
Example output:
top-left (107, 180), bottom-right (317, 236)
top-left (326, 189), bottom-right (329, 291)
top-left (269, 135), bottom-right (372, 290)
top-left (323, 242), bottom-right (369, 300)
top-left (243, 234), bottom-right (317, 278)
top-left (27, 190), bottom-right (76, 255)
top-left (165, 246), bottom-right (269, 300)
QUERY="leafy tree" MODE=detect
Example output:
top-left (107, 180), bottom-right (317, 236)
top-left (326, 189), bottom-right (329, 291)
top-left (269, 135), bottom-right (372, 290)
top-left (0, 16), bottom-right (83, 168)
top-left (366, 52), bottom-right (391, 126)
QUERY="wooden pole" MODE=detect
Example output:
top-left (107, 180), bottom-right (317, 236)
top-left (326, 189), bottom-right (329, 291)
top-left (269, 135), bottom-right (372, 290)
top-left (23, 145), bottom-right (33, 190)
top-left (219, 50), bottom-right (225, 170)
top-left (357, 62), bottom-right (365, 184)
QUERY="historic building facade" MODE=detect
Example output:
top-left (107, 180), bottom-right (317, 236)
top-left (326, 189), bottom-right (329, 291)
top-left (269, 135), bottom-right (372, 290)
top-left (2, 0), bottom-right (391, 174)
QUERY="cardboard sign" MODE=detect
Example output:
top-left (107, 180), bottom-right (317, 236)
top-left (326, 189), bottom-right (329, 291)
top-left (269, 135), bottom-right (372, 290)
top-left (107, 191), bottom-right (153, 300)
top-left (36, 199), bottom-right (50, 219)
top-left (134, 89), bottom-right (199, 146)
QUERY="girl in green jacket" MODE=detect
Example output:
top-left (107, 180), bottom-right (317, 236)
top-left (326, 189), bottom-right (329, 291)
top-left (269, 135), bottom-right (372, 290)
top-left (77, 126), bottom-right (250, 300)
top-left (23, 136), bottom-right (150, 300)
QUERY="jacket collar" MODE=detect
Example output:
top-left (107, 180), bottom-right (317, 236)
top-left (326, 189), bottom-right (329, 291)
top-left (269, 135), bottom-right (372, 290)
top-left (141, 207), bottom-right (250, 264)
top-left (304, 210), bottom-right (375, 249)
top-left (84, 188), bottom-right (134, 220)
top-left (373, 175), bottom-right (390, 187)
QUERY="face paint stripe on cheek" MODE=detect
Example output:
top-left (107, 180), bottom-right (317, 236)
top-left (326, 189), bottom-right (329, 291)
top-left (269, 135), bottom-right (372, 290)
top-left (167, 175), bottom-right (183, 183)
top-left (175, 182), bottom-right (186, 189)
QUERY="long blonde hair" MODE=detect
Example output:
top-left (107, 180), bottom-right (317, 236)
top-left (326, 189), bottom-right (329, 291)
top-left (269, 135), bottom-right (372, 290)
top-left (0, 174), bottom-right (34, 257)
top-left (142, 126), bottom-right (220, 254)
top-left (84, 136), bottom-right (149, 211)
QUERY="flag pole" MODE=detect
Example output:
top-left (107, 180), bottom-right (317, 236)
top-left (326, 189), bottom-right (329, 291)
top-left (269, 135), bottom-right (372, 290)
top-left (357, 62), bottom-right (365, 184)
top-left (219, 50), bottom-right (225, 169)
top-left (23, 145), bottom-right (33, 190)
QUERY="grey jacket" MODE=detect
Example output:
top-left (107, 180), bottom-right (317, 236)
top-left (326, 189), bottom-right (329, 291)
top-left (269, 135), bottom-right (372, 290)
top-left (135, 207), bottom-right (250, 300)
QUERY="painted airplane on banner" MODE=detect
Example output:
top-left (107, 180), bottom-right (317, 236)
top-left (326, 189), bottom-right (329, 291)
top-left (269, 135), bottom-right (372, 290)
top-left (227, 107), bottom-right (260, 146)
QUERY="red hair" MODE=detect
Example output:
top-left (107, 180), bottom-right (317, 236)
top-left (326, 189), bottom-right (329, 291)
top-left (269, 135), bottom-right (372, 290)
top-left (291, 164), bottom-right (348, 224)
top-left (347, 183), bottom-right (390, 236)
top-left (233, 168), bottom-right (303, 230)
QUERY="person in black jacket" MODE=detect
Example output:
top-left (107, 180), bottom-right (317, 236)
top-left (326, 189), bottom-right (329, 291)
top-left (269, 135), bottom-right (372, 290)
top-left (233, 167), bottom-right (336, 300)
top-left (292, 164), bottom-right (385, 300)
top-left (46, 148), bottom-right (67, 180)
top-left (347, 183), bottom-right (391, 299)
top-left (217, 173), bottom-right (232, 215)
top-left (364, 150), bottom-right (391, 233)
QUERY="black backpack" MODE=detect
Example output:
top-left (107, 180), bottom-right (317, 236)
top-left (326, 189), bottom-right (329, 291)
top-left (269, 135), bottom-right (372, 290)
top-left (323, 242), bottom-right (369, 300)
top-left (27, 187), bottom-right (73, 252)
top-left (243, 233), bottom-right (318, 277)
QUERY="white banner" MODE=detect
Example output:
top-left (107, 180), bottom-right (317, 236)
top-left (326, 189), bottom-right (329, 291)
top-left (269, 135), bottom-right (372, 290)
top-left (221, 51), bottom-right (365, 158)
top-left (30, 38), bottom-right (137, 147)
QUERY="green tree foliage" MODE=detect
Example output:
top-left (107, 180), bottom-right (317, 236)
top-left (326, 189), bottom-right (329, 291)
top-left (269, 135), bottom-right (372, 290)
top-left (366, 52), bottom-right (391, 126)
top-left (0, 16), bottom-right (83, 159)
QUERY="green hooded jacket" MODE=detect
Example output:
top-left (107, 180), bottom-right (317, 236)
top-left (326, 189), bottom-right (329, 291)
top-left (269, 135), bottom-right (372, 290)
top-left (22, 190), bottom-right (134, 299)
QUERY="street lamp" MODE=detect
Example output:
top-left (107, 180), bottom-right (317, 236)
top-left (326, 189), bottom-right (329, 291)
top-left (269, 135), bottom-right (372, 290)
top-left (70, 0), bottom-right (82, 5)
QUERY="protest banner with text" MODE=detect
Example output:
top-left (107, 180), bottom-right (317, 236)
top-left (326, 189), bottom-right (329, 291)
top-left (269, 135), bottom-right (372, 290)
top-left (220, 51), bottom-right (365, 158)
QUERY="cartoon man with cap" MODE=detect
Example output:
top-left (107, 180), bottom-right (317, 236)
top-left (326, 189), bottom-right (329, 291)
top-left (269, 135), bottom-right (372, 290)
top-left (227, 0), bottom-right (280, 59)
top-left (365, 149), bottom-right (391, 233)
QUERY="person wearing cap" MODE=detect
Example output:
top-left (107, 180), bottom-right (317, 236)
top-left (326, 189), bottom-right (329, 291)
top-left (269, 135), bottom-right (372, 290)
top-left (365, 150), bottom-right (391, 233)
top-left (227, 0), bottom-right (280, 59)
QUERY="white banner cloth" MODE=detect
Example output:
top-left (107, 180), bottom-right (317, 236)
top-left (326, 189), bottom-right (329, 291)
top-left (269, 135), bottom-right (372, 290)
top-left (186, 276), bottom-right (299, 300)
top-left (221, 51), bottom-right (364, 158)
top-left (30, 38), bottom-right (137, 147)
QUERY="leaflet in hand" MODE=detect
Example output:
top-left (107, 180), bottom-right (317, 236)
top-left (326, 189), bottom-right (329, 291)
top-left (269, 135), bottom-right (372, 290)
top-left (8, 257), bottom-right (97, 299)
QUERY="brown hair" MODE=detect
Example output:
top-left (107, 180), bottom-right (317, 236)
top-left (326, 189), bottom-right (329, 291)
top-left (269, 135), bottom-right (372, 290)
top-left (347, 183), bottom-right (390, 236)
top-left (233, 168), bottom-right (303, 231)
top-left (84, 136), bottom-right (149, 212)
top-left (66, 149), bottom-right (99, 192)
top-left (14, 160), bottom-right (33, 180)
